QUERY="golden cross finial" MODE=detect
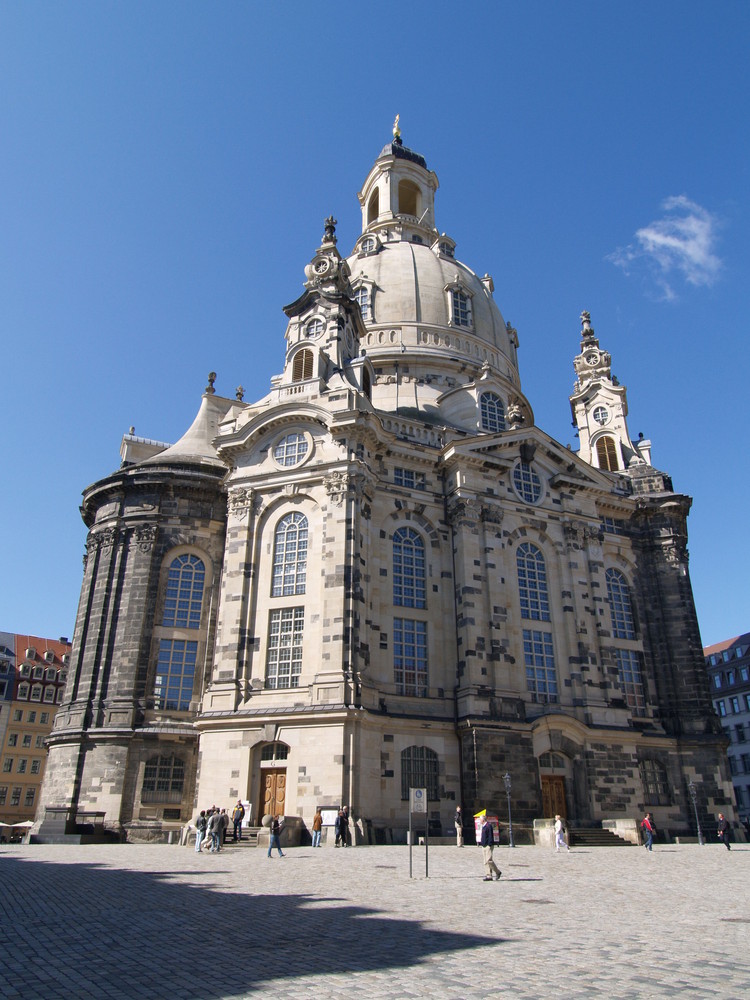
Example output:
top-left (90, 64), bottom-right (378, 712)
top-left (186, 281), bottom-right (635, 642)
top-left (393, 114), bottom-right (401, 140)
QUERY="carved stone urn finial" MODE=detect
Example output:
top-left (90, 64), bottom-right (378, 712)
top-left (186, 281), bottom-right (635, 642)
top-left (206, 371), bottom-right (217, 395)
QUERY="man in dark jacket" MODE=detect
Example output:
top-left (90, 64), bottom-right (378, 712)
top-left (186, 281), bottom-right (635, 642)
top-left (717, 813), bottom-right (731, 851)
top-left (480, 816), bottom-right (501, 881)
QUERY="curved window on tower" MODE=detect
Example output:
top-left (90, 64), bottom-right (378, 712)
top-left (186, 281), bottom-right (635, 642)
top-left (451, 290), bottom-right (472, 328)
top-left (360, 236), bottom-right (376, 254)
top-left (593, 405), bottom-right (609, 426)
top-left (398, 179), bottom-right (420, 217)
top-left (606, 568), bottom-right (636, 639)
top-left (512, 461), bottom-right (543, 504)
top-left (480, 392), bottom-right (506, 433)
top-left (162, 554), bottom-right (205, 629)
top-left (367, 189), bottom-right (379, 224)
top-left (596, 436), bottom-right (619, 471)
top-left (292, 349), bottom-right (314, 382)
top-left (271, 512), bottom-right (308, 597)
top-left (273, 432), bottom-right (309, 467)
top-left (306, 318), bottom-right (323, 338)
top-left (141, 754), bottom-right (185, 804)
top-left (517, 543), bottom-right (550, 621)
top-left (354, 286), bottom-right (370, 321)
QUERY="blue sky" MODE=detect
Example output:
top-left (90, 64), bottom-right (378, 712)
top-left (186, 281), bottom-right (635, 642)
top-left (1, 2), bottom-right (747, 646)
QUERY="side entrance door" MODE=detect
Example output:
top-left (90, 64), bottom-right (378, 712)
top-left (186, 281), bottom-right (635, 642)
top-left (541, 775), bottom-right (566, 819)
top-left (259, 768), bottom-right (286, 821)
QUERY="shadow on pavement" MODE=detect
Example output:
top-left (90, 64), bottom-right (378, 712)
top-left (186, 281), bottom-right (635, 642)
top-left (0, 853), bottom-right (503, 998)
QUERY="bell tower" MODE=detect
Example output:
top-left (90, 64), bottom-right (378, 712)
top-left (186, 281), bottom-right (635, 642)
top-left (570, 311), bottom-right (652, 472)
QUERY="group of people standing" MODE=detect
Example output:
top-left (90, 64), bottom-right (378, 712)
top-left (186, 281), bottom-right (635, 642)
top-left (194, 799), bottom-right (246, 852)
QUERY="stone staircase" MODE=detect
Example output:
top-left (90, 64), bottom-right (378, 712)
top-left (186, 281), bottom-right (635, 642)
top-left (568, 825), bottom-right (634, 847)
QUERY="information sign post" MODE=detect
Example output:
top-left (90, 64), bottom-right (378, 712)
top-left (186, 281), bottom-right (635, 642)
top-left (409, 787), bottom-right (428, 878)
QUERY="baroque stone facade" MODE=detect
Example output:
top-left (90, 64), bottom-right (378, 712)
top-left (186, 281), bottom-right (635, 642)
top-left (37, 131), bottom-right (734, 843)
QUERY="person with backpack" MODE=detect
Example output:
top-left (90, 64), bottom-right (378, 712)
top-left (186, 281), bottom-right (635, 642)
top-left (194, 810), bottom-right (208, 853)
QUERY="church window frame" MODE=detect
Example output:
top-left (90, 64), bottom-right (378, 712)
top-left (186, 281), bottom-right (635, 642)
top-left (523, 628), bottom-right (558, 704)
top-left (305, 318), bottom-right (324, 338)
top-left (398, 179), bottom-right (420, 218)
top-left (266, 607), bottom-right (304, 689)
top-left (593, 405), bottom-right (609, 426)
top-left (639, 758), bottom-right (671, 806)
top-left (393, 619), bottom-right (428, 697)
top-left (596, 436), bottom-right (620, 471)
top-left (271, 512), bottom-right (308, 597)
top-left (154, 639), bottom-right (198, 712)
top-left (450, 289), bottom-right (472, 328)
top-left (261, 742), bottom-right (289, 763)
top-left (141, 753), bottom-right (186, 804)
top-left (292, 349), bottom-right (314, 382)
top-left (615, 648), bottom-right (647, 716)
top-left (273, 431), bottom-right (310, 468)
top-left (359, 235), bottom-right (377, 254)
top-left (162, 553), bottom-right (206, 630)
top-left (512, 461), bottom-right (543, 504)
top-left (517, 542), bottom-right (550, 621)
top-left (394, 468), bottom-right (426, 491)
top-left (480, 392), bottom-right (506, 433)
top-left (393, 527), bottom-right (426, 609)
top-left (400, 745), bottom-right (439, 801)
top-left (367, 189), bottom-right (379, 225)
top-left (606, 568), bottom-right (637, 640)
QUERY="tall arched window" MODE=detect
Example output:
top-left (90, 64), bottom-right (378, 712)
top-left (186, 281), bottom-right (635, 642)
top-left (292, 349), bottom-right (313, 382)
top-left (272, 513), bottom-right (308, 597)
top-left (401, 745), bottom-right (439, 800)
top-left (162, 554), bottom-right (205, 628)
top-left (596, 436), bottom-right (619, 471)
top-left (393, 527), bottom-right (426, 609)
top-left (606, 568), bottom-right (636, 639)
top-left (367, 189), bottom-right (379, 224)
top-left (141, 754), bottom-right (185, 803)
top-left (398, 179), bottom-right (419, 217)
top-left (517, 543), bottom-right (550, 621)
top-left (480, 392), bottom-right (506, 432)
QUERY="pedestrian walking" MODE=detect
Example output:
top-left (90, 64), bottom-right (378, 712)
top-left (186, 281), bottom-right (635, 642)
top-left (342, 806), bottom-right (351, 847)
top-left (454, 806), bottom-right (464, 847)
top-left (717, 813), bottom-right (732, 851)
top-left (640, 812), bottom-right (656, 851)
top-left (220, 808), bottom-right (229, 844)
top-left (268, 816), bottom-right (285, 858)
top-left (194, 810), bottom-right (207, 853)
top-left (554, 814), bottom-right (569, 852)
top-left (311, 807), bottom-right (323, 847)
top-left (335, 808), bottom-right (348, 847)
top-left (480, 815), bottom-right (501, 882)
top-left (232, 800), bottom-right (245, 841)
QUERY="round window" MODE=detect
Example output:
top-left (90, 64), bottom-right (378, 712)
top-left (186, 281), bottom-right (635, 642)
top-left (306, 318), bottom-right (324, 338)
top-left (512, 461), bottom-right (543, 504)
top-left (273, 432), bottom-right (309, 467)
top-left (593, 405), bottom-right (609, 426)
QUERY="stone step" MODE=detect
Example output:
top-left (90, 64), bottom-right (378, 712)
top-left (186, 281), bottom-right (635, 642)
top-left (568, 827), bottom-right (633, 847)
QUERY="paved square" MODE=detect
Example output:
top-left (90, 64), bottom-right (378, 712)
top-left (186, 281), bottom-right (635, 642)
top-left (1, 841), bottom-right (748, 998)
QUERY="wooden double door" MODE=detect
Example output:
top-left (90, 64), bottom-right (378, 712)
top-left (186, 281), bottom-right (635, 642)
top-left (541, 775), bottom-right (567, 819)
top-left (259, 768), bottom-right (286, 822)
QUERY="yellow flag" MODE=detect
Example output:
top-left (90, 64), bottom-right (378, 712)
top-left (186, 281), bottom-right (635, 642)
top-left (473, 808), bottom-right (486, 818)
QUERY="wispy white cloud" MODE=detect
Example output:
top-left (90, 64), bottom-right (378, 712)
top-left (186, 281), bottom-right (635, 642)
top-left (608, 196), bottom-right (722, 301)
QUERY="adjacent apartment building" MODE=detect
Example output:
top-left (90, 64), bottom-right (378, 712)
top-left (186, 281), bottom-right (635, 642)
top-left (704, 633), bottom-right (750, 826)
top-left (0, 633), bottom-right (71, 828)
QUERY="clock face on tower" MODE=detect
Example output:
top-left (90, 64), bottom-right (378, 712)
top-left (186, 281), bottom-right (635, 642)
top-left (313, 258), bottom-right (330, 275)
top-left (585, 352), bottom-right (598, 365)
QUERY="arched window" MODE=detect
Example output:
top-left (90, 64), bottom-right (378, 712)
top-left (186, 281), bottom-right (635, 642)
top-left (513, 461), bottom-right (543, 504)
top-left (639, 758), bottom-right (671, 805)
top-left (162, 554), bottom-right (205, 629)
top-left (354, 286), bottom-right (370, 320)
top-left (401, 745), bottom-right (439, 800)
top-left (261, 742), bottom-right (289, 762)
top-left (398, 179), bottom-right (419, 217)
top-left (393, 527), bottom-right (426, 609)
top-left (596, 436), bottom-right (619, 471)
top-left (360, 236), bottom-right (376, 253)
top-left (292, 349), bottom-right (313, 382)
top-left (272, 513), bottom-right (308, 597)
top-left (362, 368), bottom-right (371, 400)
top-left (517, 543), bottom-right (550, 621)
top-left (141, 754), bottom-right (185, 803)
top-left (606, 568), bottom-right (636, 639)
top-left (367, 189), bottom-right (379, 224)
top-left (480, 392), bottom-right (506, 432)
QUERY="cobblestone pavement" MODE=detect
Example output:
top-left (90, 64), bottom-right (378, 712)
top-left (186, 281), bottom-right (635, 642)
top-left (1, 840), bottom-right (748, 999)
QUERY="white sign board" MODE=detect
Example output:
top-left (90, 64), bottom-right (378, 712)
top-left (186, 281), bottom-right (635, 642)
top-left (409, 787), bottom-right (427, 813)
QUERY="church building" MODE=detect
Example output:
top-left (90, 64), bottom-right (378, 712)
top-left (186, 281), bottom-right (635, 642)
top-left (37, 128), bottom-right (734, 843)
